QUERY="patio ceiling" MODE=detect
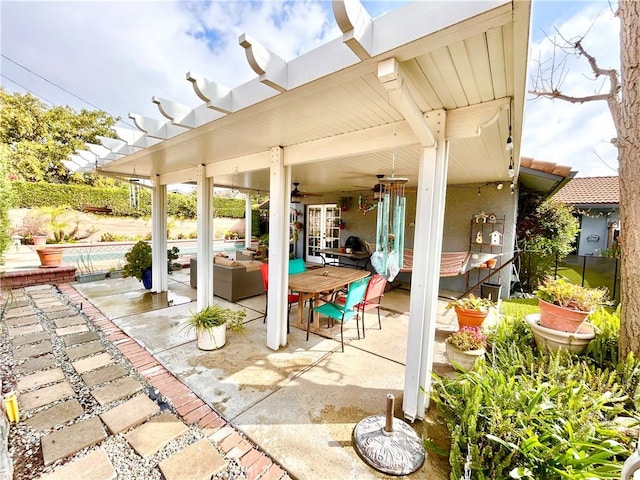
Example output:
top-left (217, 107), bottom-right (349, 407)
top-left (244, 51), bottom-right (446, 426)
top-left (75, 0), bottom-right (531, 195)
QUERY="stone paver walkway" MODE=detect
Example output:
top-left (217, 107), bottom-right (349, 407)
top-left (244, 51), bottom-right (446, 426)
top-left (1, 284), bottom-right (290, 480)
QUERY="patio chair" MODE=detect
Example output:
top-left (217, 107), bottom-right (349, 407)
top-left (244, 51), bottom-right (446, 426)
top-left (260, 263), bottom-right (297, 333)
top-left (288, 258), bottom-right (306, 275)
top-left (311, 275), bottom-right (371, 352)
top-left (288, 258), bottom-right (308, 303)
top-left (336, 273), bottom-right (387, 338)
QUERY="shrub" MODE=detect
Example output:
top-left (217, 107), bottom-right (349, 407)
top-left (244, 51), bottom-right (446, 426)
top-left (431, 301), bottom-right (638, 479)
top-left (10, 181), bottom-right (252, 220)
top-left (0, 145), bottom-right (14, 263)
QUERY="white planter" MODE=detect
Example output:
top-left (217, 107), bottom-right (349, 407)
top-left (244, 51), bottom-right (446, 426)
top-left (445, 343), bottom-right (485, 372)
top-left (197, 324), bottom-right (226, 350)
top-left (525, 314), bottom-right (595, 353)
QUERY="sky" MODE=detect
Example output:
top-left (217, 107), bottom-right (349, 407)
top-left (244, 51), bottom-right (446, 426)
top-left (0, 0), bottom-right (621, 179)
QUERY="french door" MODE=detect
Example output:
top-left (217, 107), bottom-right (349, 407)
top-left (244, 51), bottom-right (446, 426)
top-left (305, 204), bottom-right (341, 264)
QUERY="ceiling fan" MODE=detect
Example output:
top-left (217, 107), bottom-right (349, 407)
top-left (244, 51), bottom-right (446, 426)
top-left (290, 182), bottom-right (321, 203)
top-left (352, 175), bottom-right (416, 198)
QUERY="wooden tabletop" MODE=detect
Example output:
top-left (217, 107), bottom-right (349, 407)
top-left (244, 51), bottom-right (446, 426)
top-left (289, 266), bottom-right (370, 294)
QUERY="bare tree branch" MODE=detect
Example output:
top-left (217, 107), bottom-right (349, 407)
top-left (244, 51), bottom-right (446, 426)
top-left (529, 24), bottom-right (622, 131)
top-left (528, 89), bottom-right (611, 104)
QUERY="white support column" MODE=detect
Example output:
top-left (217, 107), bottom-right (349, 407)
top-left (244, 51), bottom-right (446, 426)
top-left (403, 110), bottom-right (448, 422)
top-left (151, 181), bottom-right (168, 293)
top-left (266, 147), bottom-right (289, 350)
top-left (196, 166), bottom-right (214, 311)
top-left (245, 192), bottom-right (253, 249)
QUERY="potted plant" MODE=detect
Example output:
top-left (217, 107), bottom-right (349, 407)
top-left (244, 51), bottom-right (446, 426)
top-left (446, 294), bottom-right (496, 329)
top-left (36, 246), bottom-right (64, 268)
top-left (534, 276), bottom-right (608, 332)
top-left (122, 241), bottom-right (180, 289)
top-left (336, 197), bottom-right (351, 212)
top-left (444, 326), bottom-right (487, 372)
top-left (180, 304), bottom-right (246, 350)
top-left (123, 241), bottom-right (152, 288)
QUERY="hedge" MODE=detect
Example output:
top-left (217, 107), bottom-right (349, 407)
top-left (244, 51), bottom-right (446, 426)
top-left (10, 181), bottom-right (247, 218)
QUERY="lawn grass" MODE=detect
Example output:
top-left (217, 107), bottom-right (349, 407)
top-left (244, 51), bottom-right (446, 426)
top-left (499, 297), bottom-right (539, 318)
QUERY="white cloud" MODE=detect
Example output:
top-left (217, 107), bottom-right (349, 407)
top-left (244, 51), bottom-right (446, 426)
top-left (0, 0), bottom-right (340, 126)
top-left (1, 0), bottom-right (622, 179)
top-left (523, 2), bottom-right (620, 177)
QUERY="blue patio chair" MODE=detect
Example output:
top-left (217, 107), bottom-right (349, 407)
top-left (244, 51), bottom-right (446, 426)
top-left (310, 275), bottom-right (371, 351)
top-left (288, 258), bottom-right (306, 275)
top-left (288, 258), bottom-right (308, 304)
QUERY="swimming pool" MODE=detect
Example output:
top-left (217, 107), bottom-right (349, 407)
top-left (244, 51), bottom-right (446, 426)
top-left (62, 240), bottom-right (247, 270)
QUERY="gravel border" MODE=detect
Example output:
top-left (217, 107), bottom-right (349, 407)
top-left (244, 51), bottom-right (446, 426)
top-left (1, 285), bottom-right (247, 479)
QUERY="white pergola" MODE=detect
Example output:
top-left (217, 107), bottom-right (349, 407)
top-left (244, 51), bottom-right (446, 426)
top-left (72, 0), bottom-right (531, 421)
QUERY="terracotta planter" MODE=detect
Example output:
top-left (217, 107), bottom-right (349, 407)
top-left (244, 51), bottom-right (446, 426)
top-left (197, 324), bottom-right (226, 350)
top-left (526, 314), bottom-right (595, 353)
top-left (445, 343), bottom-right (485, 372)
top-left (36, 247), bottom-right (63, 268)
top-left (32, 235), bottom-right (48, 246)
top-left (454, 306), bottom-right (489, 329)
top-left (538, 299), bottom-right (592, 333)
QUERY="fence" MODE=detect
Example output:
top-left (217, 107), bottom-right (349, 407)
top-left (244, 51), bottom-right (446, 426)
top-left (518, 253), bottom-right (621, 305)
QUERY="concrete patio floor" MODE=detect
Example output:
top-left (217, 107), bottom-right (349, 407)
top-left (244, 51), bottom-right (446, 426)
top-left (72, 268), bottom-right (456, 479)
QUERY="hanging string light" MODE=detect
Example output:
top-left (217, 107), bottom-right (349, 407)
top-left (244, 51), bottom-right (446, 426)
top-left (505, 100), bottom-right (514, 151)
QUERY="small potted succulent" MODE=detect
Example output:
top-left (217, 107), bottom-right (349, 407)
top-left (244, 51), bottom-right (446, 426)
top-left (534, 276), bottom-right (608, 332)
top-left (446, 294), bottom-right (496, 329)
top-left (444, 326), bottom-right (487, 372)
top-left (180, 304), bottom-right (246, 350)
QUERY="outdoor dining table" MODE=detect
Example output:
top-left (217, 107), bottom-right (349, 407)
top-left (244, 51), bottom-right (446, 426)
top-left (288, 266), bottom-right (371, 333)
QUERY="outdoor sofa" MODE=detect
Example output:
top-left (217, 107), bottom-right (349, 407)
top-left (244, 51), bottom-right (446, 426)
top-left (190, 257), bottom-right (264, 302)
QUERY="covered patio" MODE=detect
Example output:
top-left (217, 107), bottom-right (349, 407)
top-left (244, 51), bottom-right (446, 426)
top-left (69, 0), bottom-right (531, 421)
top-left (71, 268), bottom-right (457, 478)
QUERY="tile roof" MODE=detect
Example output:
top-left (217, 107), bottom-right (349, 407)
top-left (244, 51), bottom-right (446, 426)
top-left (552, 176), bottom-right (619, 205)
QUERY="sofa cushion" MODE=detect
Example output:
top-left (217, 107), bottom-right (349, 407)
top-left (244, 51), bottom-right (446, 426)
top-left (237, 260), bottom-right (261, 272)
top-left (214, 256), bottom-right (239, 267)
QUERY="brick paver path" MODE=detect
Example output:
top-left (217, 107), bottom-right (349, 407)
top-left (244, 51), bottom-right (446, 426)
top-left (1, 283), bottom-right (290, 480)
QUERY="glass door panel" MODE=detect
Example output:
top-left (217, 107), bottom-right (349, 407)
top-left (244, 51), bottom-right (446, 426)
top-left (306, 204), bottom-right (340, 264)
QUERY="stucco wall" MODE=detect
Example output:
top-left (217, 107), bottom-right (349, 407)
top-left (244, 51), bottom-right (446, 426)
top-left (439, 184), bottom-right (517, 298)
top-left (294, 183), bottom-right (517, 298)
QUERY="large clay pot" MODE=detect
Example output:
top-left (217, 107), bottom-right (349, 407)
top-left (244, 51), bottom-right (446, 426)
top-left (454, 306), bottom-right (489, 329)
top-left (526, 314), bottom-right (595, 353)
top-left (197, 324), bottom-right (226, 350)
top-left (445, 343), bottom-right (485, 372)
top-left (538, 299), bottom-right (592, 333)
top-left (36, 247), bottom-right (63, 268)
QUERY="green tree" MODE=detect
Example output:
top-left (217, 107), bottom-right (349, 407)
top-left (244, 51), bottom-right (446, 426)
top-left (0, 88), bottom-right (117, 183)
top-left (517, 197), bottom-right (580, 291)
